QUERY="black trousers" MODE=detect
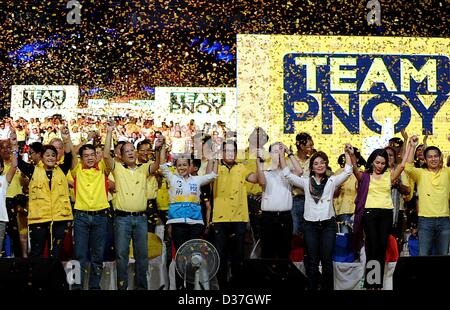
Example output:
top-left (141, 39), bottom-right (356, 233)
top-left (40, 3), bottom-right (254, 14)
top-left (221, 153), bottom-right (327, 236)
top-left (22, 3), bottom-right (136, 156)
top-left (247, 195), bottom-right (262, 241)
top-left (260, 211), bottom-right (293, 259)
top-left (213, 222), bottom-right (247, 290)
top-left (29, 221), bottom-right (70, 259)
top-left (362, 208), bottom-right (393, 289)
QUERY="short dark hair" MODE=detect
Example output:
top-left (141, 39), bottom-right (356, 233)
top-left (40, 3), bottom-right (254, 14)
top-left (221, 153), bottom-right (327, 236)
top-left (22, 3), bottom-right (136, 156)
top-left (29, 142), bottom-right (43, 154)
top-left (120, 142), bottom-right (135, 156)
top-left (337, 154), bottom-right (346, 168)
top-left (222, 140), bottom-right (237, 152)
top-left (309, 151), bottom-right (329, 172)
top-left (79, 144), bottom-right (96, 157)
top-left (174, 157), bottom-right (191, 166)
top-left (40, 145), bottom-right (58, 157)
top-left (389, 137), bottom-right (403, 147)
top-left (137, 139), bottom-right (152, 150)
top-left (423, 146), bottom-right (441, 158)
top-left (192, 158), bottom-right (202, 169)
top-left (365, 148), bottom-right (389, 174)
top-left (296, 132), bottom-right (312, 148)
top-left (114, 141), bottom-right (126, 149)
top-left (353, 147), bottom-right (367, 167)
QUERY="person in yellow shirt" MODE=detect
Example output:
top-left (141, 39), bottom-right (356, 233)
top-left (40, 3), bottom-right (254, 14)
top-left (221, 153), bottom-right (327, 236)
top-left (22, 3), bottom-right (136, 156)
top-left (136, 139), bottom-right (159, 231)
top-left (70, 143), bottom-right (110, 290)
top-left (104, 122), bottom-right (163, 290)
top-left (349, 145), bottom-right (407, 289)
top-left (0, 140), bottom-right (18, 257)
top-left (207, 140), bottom-right (251, 290)
top-left (403, 135), bottom-right (450, 256)
top-left (384, 146), bottom-right (411, 251)
top-left (0, 138), bottom-right (23, 258)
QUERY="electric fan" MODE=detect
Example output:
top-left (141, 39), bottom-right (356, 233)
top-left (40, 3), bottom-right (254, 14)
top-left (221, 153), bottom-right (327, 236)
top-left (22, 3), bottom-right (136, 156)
top-left (175, 239), bottom-right (220, 290)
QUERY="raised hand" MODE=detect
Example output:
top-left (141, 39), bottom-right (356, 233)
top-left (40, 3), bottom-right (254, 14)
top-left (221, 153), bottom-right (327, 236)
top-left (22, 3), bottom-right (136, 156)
top-left (154, 135), bottom-right (164, 150)
top-left (202, 140), bottom-right (214, 160)
top-left (423, 133), bottom-right (429, 144)
top-left (60, 126), bottom-right (70, 140)
top-left (9, 130), bottom-right (18, 146)
top-left (344, 143), bottom-right (354, 155)
top-left (410, 135), bottom-right (419, 147)
top-left (401, 128), bottom-right (408, 141)
top-left (279, 142), bottom-right (289, 153)
top-left (105, 120), bottom-right (116, 133)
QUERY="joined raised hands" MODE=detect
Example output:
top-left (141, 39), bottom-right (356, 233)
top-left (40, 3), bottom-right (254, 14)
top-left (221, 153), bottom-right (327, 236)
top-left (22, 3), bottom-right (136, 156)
top-left (344, 143), bottom-right (354, 155)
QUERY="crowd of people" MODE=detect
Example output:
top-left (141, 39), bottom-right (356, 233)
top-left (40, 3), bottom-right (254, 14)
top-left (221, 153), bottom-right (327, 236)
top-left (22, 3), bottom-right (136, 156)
top-left (0, 114), bottom-right (449, 291)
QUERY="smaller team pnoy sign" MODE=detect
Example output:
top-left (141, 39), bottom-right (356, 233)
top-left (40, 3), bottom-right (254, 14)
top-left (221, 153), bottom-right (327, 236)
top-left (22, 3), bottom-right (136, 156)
top-left (10, 85), bottom-right (79, 120)
top-left (154, 87), bottom-right (237, 129)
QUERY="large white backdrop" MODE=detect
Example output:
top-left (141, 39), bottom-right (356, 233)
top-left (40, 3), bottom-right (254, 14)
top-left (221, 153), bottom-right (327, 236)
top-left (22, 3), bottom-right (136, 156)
top-left (10, 85), bottom-right (79, 120)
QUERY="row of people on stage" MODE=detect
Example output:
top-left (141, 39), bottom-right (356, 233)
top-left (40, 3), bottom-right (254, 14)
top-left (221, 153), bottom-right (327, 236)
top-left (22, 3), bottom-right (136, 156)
top-left (0, 121), bottom-right (449, 290)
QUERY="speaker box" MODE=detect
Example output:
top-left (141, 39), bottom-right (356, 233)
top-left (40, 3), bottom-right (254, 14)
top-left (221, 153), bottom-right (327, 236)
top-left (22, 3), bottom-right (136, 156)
top-left (231, 258), bottom-right (307, 290)
top-left (393, 256), bottom-right (450, 290)
top-left (0, 258), bottom-right (69, 290)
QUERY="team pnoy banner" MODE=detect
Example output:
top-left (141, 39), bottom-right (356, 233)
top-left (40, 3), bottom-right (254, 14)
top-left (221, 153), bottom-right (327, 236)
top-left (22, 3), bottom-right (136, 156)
top-left (10, 85), bottom-right (79, 120)
top-left (154, 87), bottom-right (237, 129)
top-left (237, 35), bottom-right (450, 164)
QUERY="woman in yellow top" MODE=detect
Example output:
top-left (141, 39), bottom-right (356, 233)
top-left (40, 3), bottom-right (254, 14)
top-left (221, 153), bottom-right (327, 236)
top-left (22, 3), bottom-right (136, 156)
top-left (17, 127), bottom-right (73, 258)
top-left (349, 146), bottom-right (407, 289)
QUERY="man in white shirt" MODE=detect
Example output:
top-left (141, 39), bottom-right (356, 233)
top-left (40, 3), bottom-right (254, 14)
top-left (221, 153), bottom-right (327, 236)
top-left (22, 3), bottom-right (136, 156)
top-left (0, 122), bottom-right (10, 140)
top-left (247, 142), bottom-right (302, 259)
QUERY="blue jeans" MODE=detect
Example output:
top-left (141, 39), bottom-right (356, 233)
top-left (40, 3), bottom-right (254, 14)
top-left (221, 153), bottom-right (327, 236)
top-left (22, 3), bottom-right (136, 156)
top-left (114, 215), bottom-right (148, 290)
top-left (303, 218), bottom-right (337, 291)
top-left (73, 211), bottom-right (108, 290)
top-left (418, 216), bottom-right (450, 256)
top-left (291, 196), bottom-right (305, 235)
top-left (336, 214), bottom-right (353, 234)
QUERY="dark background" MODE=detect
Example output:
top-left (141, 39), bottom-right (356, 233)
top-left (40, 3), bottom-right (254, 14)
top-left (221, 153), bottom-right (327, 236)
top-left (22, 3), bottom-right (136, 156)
top-left (0, 0), bottom-right (449, 116)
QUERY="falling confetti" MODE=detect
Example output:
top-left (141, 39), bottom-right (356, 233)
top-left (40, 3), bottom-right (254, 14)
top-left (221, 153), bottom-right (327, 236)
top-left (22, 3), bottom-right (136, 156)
top-left (0, 0), bottom-right (448, 112)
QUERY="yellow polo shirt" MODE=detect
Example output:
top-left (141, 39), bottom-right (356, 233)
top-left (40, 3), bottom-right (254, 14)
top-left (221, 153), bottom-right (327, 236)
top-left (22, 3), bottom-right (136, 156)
top-left (365, 172), bottom-right (394, 210)
top-left (112, 161), bottom-right (151, 212)
top-left (404, 163), bottom-right (450, 217)
top-left (212, 162), bottom-right (250, 223)
top-left (147, 175), bottom-right (158, 200)
top-left (3, 163), bottom-right (22, 198)
top-left (71, 160), bottom-right (109, 211)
